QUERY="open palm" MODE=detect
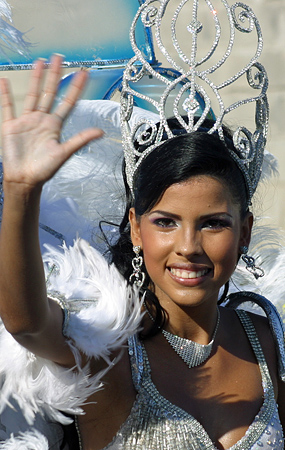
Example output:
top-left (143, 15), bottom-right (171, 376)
top-left (0, 54), bottom-right (103, 190)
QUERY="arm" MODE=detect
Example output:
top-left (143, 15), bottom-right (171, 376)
top-left (0, 55), bottom-right (103, 366)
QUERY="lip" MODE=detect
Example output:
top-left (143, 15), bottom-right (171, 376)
top-left (168, 266), bottom-right (212, 286)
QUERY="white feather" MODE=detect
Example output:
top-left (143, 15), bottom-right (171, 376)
top-left (0, 325), bottom-right (103, 424)
top-left (260, 150), bottom-right (279, 182)
top-left (230, 222), bottom-right (285, 320)
top-left (0, 0), bottom-right (12, 21)
top-left (0, 240), bottom-right (143, 426)
top-left (0, 0), bottom-right (31, 62)
top-left (0, 400), bottom-right (66, 449)
top-left (44, 239), bottom-right (143, 360)
top-left (39, 100), bottom-right (159, 248)
top-left (0, 430), bottom-right (49, 450)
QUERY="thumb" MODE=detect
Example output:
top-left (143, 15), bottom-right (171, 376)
top-left (60, 127), bottom-right (104, 160)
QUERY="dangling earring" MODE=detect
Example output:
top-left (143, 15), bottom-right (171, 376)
top-left (129, 245), bottom-right (146, 288)
top-left (240, 246), bottom-right (265, 279)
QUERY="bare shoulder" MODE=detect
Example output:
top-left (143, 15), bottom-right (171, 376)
top-left (245, 310), bottom-right (279, 391)
top-left (223, 305), bottom-right (276, 357)
top-left (246, 311), bottom-right (276, 354)
top-left (222, 306), bottom-right (277, 367)
top-left (246, 311), bottom-right (277, 360)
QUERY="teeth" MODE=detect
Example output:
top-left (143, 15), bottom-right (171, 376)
top-left (170, 268), bottom-right (208, 279)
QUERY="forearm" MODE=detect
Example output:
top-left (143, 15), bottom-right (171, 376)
top-left (0, 182), bottom-right (49, 335)
top-left (0, 183), bottom-right (75, 365)
top-left (0, 56), bottom-right (102, 365)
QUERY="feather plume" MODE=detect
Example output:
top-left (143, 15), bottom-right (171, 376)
top-left (0, 240), bottom-right (143, 426)
top-left (0, 0), bottom-right (12, 21)
top-left (230, 222), bottom-right (285, 320)
top-left (0, 429), bottom-right (49, 450)
top-left (44, 239), bottom-right (144, 361)
top-left (0, 0), bottom-right (32, 62)
top-left (39, 100), bottom-right (159, 248)
top-left (0, 399), bottom-right (66, 449)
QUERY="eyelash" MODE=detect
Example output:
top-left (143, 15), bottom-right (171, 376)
top-left (152, 218), bottom-right (231, 229)
top-left (203, 219), bottom-right (231, 230)
top-left (152, 218), bottom-right (177, 228)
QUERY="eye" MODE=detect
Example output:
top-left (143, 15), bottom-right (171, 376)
top-left (202, 218), bottom-right (232, 230)
top-left (152, 217), bottom-right (177, 228)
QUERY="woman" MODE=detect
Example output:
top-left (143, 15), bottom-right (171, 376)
top-left (0, 51), bottom-right (284, 450)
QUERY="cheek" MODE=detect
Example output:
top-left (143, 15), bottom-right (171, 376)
top-left (208, 233), bottom-right (240, 271)
top-left (142, 235), bottom-right (170, 262)
top-left (140, 232), bottom-right (173, 274)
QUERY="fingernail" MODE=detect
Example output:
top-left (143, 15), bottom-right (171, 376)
top-left (53, 53), bottom-right (65, 58)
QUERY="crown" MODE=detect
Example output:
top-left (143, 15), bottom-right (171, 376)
top-left (120, 0), bottom-right (269, 201)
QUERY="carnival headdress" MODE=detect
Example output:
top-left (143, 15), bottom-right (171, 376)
top-left (120, 0), bottom-right (269, 202)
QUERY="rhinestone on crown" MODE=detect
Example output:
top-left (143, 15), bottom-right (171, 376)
top-left (120, 0), bottom-right (269, 201)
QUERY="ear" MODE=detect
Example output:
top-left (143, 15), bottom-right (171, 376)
top-left (239, 212), bottom-right (254, 248)
top-left (129, 207), bottom-right (143, 249)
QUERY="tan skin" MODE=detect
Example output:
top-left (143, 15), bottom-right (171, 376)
top-left (0, 55), bottom-right (284, 450)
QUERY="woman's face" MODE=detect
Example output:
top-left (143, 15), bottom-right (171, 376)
top-left (129, 175), bottom-right (252, 312)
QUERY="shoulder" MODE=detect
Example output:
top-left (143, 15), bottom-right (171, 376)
top-left (224, 292), bottom-right (282, 379)
top-left (247, 311), bottom-right (277, 363)
top-left (235, 308), bottom-right (279, 395)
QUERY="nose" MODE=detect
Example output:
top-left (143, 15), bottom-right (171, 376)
top-left (175, 227), bottom-right (203, 258)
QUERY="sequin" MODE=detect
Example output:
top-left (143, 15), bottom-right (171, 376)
top-left (74, 309), bottom-right (284, 450)
top-left (120, 0), bottom-right (269, 201)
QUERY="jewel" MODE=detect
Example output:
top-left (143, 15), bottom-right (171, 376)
top-left (161, 308), bottom-right (220, 368)
top-left (182, 97), bottom-right (200, 114)
top-left (120, 0), bottom-right (269, 202)
top-left (187, 19), bottom-right (203, 34)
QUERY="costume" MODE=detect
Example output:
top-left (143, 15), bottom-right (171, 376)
top-left (0, 239), bottom-right (284, 450)
top-left (0, 1), bottom-right (285, 449)
top-left (87, 310), bottom-right (284, 450)
top-left (0, 240), bottom-right (143, 449)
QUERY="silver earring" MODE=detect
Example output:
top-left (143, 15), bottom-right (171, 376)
top-left (240, 246), bottom-right (265, 279)
top-left (129, 245), bottom-right (145, 288)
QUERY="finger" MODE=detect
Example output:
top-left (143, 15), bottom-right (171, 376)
top-left (23, 58), bottom-right (46, 113)
top-left (53, 69), bottom-right (88, 121)
top-left (60, 128), bottom-right (104, 161)
top-left (0, 78), bottom-right (15, 122)
top-left (37, 54), bottom-right (63, 113)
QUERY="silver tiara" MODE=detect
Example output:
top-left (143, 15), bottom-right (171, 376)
top-left (120, 0), bottom-right (269, 201)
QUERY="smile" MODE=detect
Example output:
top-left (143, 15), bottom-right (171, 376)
top-left (169, 268), bottom-right (210, 279)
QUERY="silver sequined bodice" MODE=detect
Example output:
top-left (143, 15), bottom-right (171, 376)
top-left (104, 310), bottom-right (284, 450)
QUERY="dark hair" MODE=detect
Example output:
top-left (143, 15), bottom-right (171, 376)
top-left (108, 118), bottom-right (249, 337)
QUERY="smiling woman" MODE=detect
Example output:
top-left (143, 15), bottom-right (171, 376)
top-left (0, 1), bottom-right (285, 450)
top-left (111, 124), bottom-right (253, 334)
top-left (129, 175), bottom-right (250, 312)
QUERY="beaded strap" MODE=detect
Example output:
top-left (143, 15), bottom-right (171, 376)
top-left (226, 292), bottom-right (285, 382)
top-left (48, 292), bottom-right (70, 337)
top-left (126, 314), bottom-right (280, 450)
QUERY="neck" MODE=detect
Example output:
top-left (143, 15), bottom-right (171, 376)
top-left (145, 298), bottom-right (219, 344)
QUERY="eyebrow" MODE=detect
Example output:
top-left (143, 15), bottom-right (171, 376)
top-left (200, 212), bottom-right (234, 220)
top-left (148, 210), bottom-right (181, 219)
top-left (148, 210), bottom-right (234, 220)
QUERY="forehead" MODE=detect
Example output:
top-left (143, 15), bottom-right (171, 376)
top-left (150, 175), bottom-right (239, 215)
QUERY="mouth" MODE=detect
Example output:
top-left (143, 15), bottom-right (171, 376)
top-left (169, 267), bottom-right (211, 280)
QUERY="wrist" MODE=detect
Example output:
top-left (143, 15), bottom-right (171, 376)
top-left (2, 181), bottom-right (42, 224)
top-left (3, 179), bottom-right (43, 203)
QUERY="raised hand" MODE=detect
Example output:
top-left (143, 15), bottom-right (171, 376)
top-left (0, 55), bottom-right (105, 366)
top-left (0, 54), bottom-right (103, 192)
